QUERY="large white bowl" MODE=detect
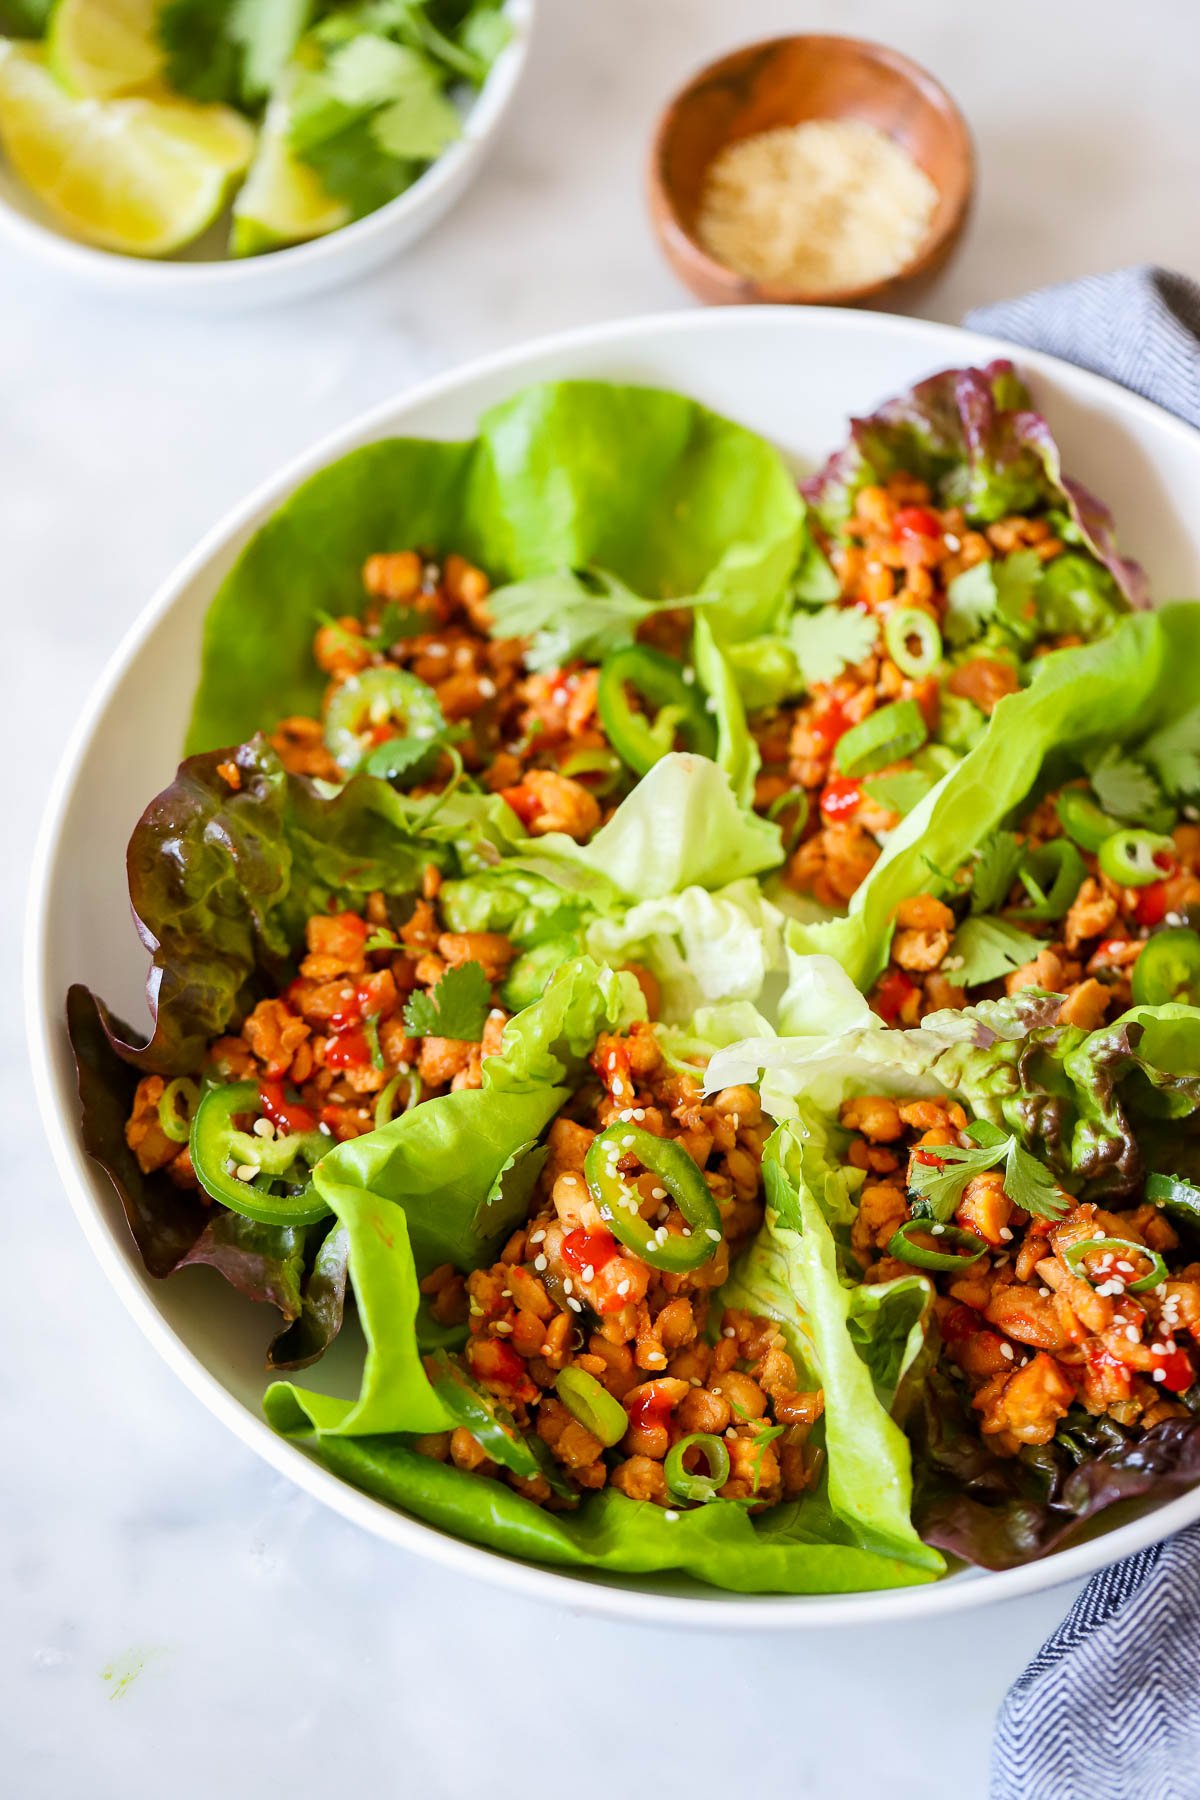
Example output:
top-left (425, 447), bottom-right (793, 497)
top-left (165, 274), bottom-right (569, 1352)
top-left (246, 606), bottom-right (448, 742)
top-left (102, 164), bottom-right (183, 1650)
top-left (0, 0), bottom-right (533, 309)
top-left (28, 307), bottom-right (1200, 1626)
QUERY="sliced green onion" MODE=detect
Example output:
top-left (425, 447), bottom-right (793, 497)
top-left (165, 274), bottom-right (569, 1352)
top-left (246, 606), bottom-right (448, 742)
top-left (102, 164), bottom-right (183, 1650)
top-left (554, 1367), bottom-right (629, 1447)
top-left (1097, 829), bottom-right (1176, 887)
top-left (362, 1013), bottom-right (386, 1072)
top-left (766, 786), bottom-right (810, 851)
top-left (1062, 1235), bottom-right (1168, 1294)
top-left (664, 1432), bottom-right (730, 1503)
top-left (374, 1071), bottom-right (421, 1131)
top-left (1009, 838), bottom-right (1088, 923)
top-left (834, 699), bottom-right (928, 779)
top-left (157, 1076), bottom-right (200, 1144)
top-left (887, 1218), bottom-right (988, 1272)
top-left (1132, 928), bottom-right (1200, 1007)
top-left (883, 607), bottom-right (943, 679)
top-left (1056, 787), bottom-right (1121, 853)
top-left (560, 747), bottom-right (625, 795)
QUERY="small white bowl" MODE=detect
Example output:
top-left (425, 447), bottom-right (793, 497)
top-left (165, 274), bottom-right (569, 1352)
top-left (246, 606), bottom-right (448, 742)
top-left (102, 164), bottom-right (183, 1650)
top-left (0, 0), bottom-right (534, 309)
top-left (28, 307), bottom-right (1200, 1625)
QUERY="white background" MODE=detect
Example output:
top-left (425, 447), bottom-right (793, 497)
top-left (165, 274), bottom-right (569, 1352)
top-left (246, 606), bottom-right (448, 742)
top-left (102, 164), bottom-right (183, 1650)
top-left (6, 1), bottom-right (1200, 1794)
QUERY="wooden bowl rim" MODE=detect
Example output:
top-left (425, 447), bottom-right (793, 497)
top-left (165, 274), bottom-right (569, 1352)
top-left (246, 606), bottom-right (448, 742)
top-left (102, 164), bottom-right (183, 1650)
top-left (647, 32), bottom-right (976, 308)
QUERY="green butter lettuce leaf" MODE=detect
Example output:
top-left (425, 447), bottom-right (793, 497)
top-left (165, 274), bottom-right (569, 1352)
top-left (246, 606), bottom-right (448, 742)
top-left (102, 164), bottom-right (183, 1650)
top-left (721, 1122), bottom-right (941, 1570)
top-left (692, 613), bottom-right (759, 806)
top-left (265, 957), bottom-right (643, 1436)
top-left (259, 1431), bottom-right (941, 1593)
top-left (585, 879), bottom-right (787, 1024)
top-left (520, 753), bottom-right (783, 900)
top-left (791, 604), bottom-right (1200, 989)
top-left (187, 382), bottom-right (805, 753)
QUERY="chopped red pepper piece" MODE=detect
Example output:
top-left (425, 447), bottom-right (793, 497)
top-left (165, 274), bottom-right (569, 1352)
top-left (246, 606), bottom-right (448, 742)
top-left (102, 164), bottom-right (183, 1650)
top-left (893, 505), bottom-right (942, 540)
top-left (1136, 882), bottom-right (1171, 928)
top-left (1157, 1343), bottom-right (1195, 1393)
top-left (258, 1080), bottom-right (318, 1136)
top-left (500, 785), bottom-right (541, 827)
top-left (561, 1229), bottom-right (621, 1280)
top-left (809, 698), bottom-right (849, 754)
top-left (874, 968), bottom-right (916, 1024)
top-left (820, 776), bottom-right (862, 821)
top-left (325, 1029), bottom-right (372, 1069)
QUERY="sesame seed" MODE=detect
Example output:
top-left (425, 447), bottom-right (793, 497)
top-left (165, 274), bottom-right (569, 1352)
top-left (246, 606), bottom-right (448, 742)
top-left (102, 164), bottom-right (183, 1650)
top-left (723, 1327), bottom-right (736, 1339)
top-left (651, 1187), bottom-right (667, 1200)
top-left (493, 1321), bottom-right (513, 1334)
top-left (534, 1254), bottom-right (548, 1272)
top-left (655, 1226), bottom-right (669, 1245)
top-left (319, 1122), bottom-right (333, 1136)
top-left (616, 1108), bottom-right (634, 1122)
top-left (1039, 1286), bottom-right (1051, 1297)
top-left (1152, 1342), bottom-right (1168, 1355)
top-left (621, 1135), bottom-right (635, 1148)
top-left (999, 1227), bottom-right (1014, 1242)
top-left (529, 1229), bottom-right (546, 1244)
top-left (706, 1228), bottom-right (722, 1242)
top-left (943, 532), bottom-right (962, 551)
top-left (582, 1264), bottom-right (595, 1283)
top-left (612, 1079), bottom-right (626, 1096)
top-left (567, 1297), bottom-right (583, 1313)
top-left (425, 642), bottom-right (448, 658)
top-left (1154, 1368), bottom-right (1167, 1382)
top-left (396, 1061), bottom-right (410, 1075)
top-left (663, 1510), bottom-right (680, 1522)
top-left (682, 1227), bottom-right (692, 1238)
top-left (235, 1163), bottom-right (258, 1182)
top-left (632, 1108), bottom-right (646, 1121)
top-left (540, 1344), bottom-right (553, 1356)
top-left (657, 1205), bottom-right (670, 1223)
top-left (1125, 1325), bottom-right (1140, 1342)
top-left (563, 1278), bottom-right (573, 1295)
top-left (478, 678), bottom-right (496, 699)
top-left (252, 1117), bottom-right (275, 1138)
top-left (931, 1223), bottom-right (945, 1236)
top-left (1000, 1343), bottom-right (1015, 1361)
top-left (617, 1279), bottom-right (630, 1296)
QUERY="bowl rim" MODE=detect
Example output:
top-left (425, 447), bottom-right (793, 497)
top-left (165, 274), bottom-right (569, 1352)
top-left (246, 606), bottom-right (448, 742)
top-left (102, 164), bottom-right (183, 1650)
top-left (0, 0), bottom-right (534, 291)
top-left (28, 303), bottom-right (1200, 1628)
top-left (647, 31), bottom-right (975, 308)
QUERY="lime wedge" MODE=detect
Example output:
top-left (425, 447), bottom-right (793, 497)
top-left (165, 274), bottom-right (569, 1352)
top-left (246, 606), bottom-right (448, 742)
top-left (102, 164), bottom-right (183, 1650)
top-left (47, 0), bottom-right (163, 99)
top-left (230, 81), bottom-right (349, 257)
top-left (0, 42), bottom-right (255, 255)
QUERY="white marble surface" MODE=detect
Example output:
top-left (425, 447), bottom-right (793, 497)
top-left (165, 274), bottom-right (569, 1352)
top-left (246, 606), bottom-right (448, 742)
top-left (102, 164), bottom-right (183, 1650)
top-left (7, 0), bottom-right (1200, 1792)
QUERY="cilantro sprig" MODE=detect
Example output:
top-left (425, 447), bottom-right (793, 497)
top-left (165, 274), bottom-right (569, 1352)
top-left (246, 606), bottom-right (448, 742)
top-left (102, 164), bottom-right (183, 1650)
top-left (403, 961), bottom-right (491, 1041)
top-left (789, 605), bottom-right (878, 687)
top-left (908, 1120), bottom-right (1068, 1223)
top-left (486, 567), bottom-right (708, 672)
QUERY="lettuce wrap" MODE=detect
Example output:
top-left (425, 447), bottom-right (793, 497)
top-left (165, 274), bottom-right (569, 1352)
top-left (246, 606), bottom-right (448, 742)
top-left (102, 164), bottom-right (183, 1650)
top-left (789, 603), bottom-right (1200, 996)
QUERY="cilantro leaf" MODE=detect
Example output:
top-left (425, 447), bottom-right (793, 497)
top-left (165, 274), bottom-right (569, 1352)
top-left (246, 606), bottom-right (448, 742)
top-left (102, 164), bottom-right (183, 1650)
top-left (991, 549), bottom-right (1044, 644)
top-left (789, 605), bottom-right (878, 687)
top-left (231, 0), bottom-right (310, 101)
top-left (487, 567), bottom-right (707, 672)
top-left (1140, 709), bottom-right (1200, 800)
top-left (969, 830), bottom-right (1024, 914)
top-left (908, 1141), bottom-right (1005, 1220)
top-left (945, 915), bottom-right (1042, 988)
top-left (1086, 746), bottom-right (1163, 822)
top-left (1003, 1139), bottom-right (1070, 1220)
top-left (908, 1120), bottom-right (1068, 1223)
top-left (360, 733), bottom-right (442, 783)
top-left (158, 0), bottom-right (309, 105)
top-left (944, 562), bottom-right (996, 648)
top-left (403, 961), bottom-right (491, 1041)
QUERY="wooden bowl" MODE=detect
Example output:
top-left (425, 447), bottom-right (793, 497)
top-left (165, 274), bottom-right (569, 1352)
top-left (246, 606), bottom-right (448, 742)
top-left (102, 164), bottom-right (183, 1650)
top-left (648, 34), bottom-right (974, 308)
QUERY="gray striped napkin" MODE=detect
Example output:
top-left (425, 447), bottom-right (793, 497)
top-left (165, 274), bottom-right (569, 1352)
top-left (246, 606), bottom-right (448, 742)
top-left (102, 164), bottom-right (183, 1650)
top-left (963, 266), bottom-right (1200, 1800)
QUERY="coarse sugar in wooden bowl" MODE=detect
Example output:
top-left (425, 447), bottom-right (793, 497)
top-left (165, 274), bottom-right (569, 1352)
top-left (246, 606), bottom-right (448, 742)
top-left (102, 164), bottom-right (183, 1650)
top-left (648, 34), bottom-right (974, 308)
